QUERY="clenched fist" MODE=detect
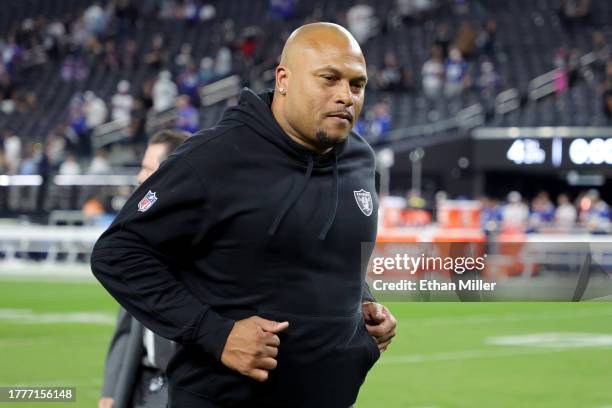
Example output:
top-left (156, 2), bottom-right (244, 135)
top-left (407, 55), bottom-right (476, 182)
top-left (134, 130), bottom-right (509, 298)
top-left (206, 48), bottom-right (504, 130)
top-left (221, 316), bottom-right (289, 382)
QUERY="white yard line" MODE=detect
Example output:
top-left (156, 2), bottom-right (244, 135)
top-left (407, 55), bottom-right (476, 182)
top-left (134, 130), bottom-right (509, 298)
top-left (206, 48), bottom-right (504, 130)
top-left (0, 309), bottom-right (115, 325)
top-left (381, 344), bottom-right (612, 365)
top-left (398, 308), bottom-right (612, 327)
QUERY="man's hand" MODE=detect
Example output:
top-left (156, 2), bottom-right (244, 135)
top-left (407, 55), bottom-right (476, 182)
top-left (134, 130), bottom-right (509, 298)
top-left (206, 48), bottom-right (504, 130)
top-left (221, 316), bottom-right (289, 382)
top-left (98, 397), bottom-right (114, 408)
top-left (362, 302), bottom-right (397, 352)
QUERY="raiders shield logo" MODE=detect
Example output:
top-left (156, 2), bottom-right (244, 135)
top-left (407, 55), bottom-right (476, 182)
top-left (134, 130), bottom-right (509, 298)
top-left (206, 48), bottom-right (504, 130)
top-left (138, 190), bottom-right (158, 212)
top-left (353, 189), bottom-right (373, 216)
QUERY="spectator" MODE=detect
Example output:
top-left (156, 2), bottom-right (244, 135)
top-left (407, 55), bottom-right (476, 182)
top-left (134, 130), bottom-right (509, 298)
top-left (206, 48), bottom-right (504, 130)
top-left (111, 80), bottom-right (133, 126)
top-left (455, 21), bottom-right (477, 59)
top-left (422, 45), bottom-right (444, 99)
top-left (591, 31), bottom-right (610, 76)
top-left (199, 56), bottom-right (216, 85)
top-left (83, 2), bottom-right (108, 35)
top-left (68, 94), bottom-right (88, 151)
top-left (214, 46), bottom-right (233, 78)
top-left (529, 191), bottom-right (555, 230)
top-left (477, 61), bottom-right (500, 100)
top-left (555, 193), bottom-right (576, 228)
top-left (144, 34), bottom-right (167, 71)
top-left (58, 153), bottom-right (81, 175)
top-left (83, 194), bottom-right (106, 219)
top-left (45, 130), bottom-right (67, 168)
top-left (198, 4), bottom-right (217, 21)
top-left (153, 70), bottom-right (178, 112)
top-left (175, 43), bottom-right (194, 72)
top-left (17, 144), bottom-right (39, 175)
top-left (356, 101), bottom-right (392, 145)
top-left (2, 131), bottom-right (21, 174)
top-left (175, 95), bottom-right (199, 133)
top-left (434, 23), bottom-right (451, 58)
top-left (83, 91), bottom-right (108, 130)
top-left (140, 79), bottom-right (155, 110)
top-left (377, 52), bottom-right (403, 91)
top-left (88, 149), bottom-right (111, 174)
top-left (239, 28), bottom-right (258, 62)
top-left (444, 47), bottom-right (469, 98)
top-left (396, 0), bottom-right (438, 23)
top-left (269, 0), bottom-right (296, 20)
top-left (346, 2), bottom-right (378, 44)
top-left (128, 98), bottom-right (148, 145)
top-left (502, 191), bottom-right (529, 231)
top-left (579, 189), bottom-right (610, 233)
top-left (178, 62), bottom-right (200, 104)
top-left (476, 19), bottom-right (497, 58)
top-left (479, 196), bottom-right (502, 232)
top-left (370, 101), bottom-right (393, 142)
top-left (178, 0), bottom-right (199, 23)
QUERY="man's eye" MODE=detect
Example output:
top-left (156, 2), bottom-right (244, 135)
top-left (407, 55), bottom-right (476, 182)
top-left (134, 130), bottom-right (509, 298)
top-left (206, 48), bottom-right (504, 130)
top-left (322, 76), bottom-right (336, 81)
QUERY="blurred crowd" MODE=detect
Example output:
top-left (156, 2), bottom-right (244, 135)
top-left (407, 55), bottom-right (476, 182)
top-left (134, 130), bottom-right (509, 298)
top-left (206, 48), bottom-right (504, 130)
top-left (380, 188), bottom-right (610, 234)
top-left (0, 0), bottom-right (611, 227)
top-left (479, 189), bottom-right (611, 234)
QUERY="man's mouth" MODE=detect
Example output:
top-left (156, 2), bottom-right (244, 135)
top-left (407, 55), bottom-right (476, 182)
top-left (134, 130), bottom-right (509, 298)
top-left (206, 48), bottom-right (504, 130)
top-left (326, 112), bottom-right (353, 123)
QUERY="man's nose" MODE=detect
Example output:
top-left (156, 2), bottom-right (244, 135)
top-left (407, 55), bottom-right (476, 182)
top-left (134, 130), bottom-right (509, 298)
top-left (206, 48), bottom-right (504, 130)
top-left (334, 81), bottom-right (354, 106)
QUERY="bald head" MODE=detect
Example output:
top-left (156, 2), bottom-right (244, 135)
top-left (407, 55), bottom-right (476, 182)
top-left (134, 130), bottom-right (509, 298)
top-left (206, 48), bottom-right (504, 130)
top-left (272, 23), bottom-right (368, 155)
top-left (279, 23), bottom-right (365, 69)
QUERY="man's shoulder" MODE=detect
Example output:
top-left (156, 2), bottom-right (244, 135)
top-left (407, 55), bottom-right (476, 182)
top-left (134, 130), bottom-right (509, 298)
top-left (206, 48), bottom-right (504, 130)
top-left (170, 123), bottom-right (247, 160)
top-left (345, 131), bottom-right (376, 163)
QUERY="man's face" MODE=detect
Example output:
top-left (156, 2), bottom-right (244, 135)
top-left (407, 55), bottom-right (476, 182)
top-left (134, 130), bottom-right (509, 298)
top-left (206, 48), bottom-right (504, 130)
top-left (137, 143), bottom-right (168, 185)
top-left (283, 40), bottom-right (367, 151)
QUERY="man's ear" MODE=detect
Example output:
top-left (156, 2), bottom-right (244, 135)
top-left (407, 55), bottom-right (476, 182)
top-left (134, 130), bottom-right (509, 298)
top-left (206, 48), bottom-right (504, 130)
top-left (276, 65), bottom-right (290, 94)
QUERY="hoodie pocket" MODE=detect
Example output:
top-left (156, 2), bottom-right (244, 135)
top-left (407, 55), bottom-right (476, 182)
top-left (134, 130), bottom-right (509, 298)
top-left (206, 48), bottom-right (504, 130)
top-left (255, 310), bottom-right (381, 408)
top-left (169, 344), bottom-right (259, 407)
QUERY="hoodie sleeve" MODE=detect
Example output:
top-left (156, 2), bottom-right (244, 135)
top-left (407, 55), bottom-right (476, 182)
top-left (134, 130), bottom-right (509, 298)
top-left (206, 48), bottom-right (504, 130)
top-left (362, 282), bottom-right (376, 303)
top-left (91, 156), bottom-right (234, 361)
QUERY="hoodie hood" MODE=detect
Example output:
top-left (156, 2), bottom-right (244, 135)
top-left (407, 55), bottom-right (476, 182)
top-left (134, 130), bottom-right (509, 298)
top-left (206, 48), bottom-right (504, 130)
top-left (220, 88), bottom-right (346, 239)
top-left (219, 88), bottom-right (347, 165)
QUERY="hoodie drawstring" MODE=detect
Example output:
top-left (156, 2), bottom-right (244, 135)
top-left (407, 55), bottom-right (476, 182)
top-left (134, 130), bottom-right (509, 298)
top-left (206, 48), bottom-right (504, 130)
top-left (267, 155), bottom-right (314, 236)
top-left (267, 151), bottom-right (340, 240)
top-left (318, 150), bottom-right (339, 240)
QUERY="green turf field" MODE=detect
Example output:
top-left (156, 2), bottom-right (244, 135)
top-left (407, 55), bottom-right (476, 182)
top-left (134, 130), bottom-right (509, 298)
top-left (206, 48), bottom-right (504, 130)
top-left (1, 277), bottom-right (611, 407)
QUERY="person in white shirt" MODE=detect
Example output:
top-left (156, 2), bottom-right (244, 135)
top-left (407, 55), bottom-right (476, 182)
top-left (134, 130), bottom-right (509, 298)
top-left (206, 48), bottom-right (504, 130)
top-left (502, 191), bottom-right (529, 231)
top-left (84, 91), bottom-right (108, 130)
top-left (422, 45), bottom-right (445, 99)
top-left (111, 80), bottom-right (133, 126)
top-left (58, 154), bottom-right (82, 175)
top-left (152, 71), bottom-right (178, 112)
top-left (555, 193), bottom-right (577, 229)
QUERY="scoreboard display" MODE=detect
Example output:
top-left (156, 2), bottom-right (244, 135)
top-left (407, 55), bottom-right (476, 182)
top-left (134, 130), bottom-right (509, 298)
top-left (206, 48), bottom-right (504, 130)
top-left (473, 132), bottom-right (612, 172)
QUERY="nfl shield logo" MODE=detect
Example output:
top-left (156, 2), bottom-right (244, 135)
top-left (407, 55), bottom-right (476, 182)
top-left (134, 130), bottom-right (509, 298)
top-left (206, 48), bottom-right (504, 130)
top-left (353, 189), bottom-right (373, 216)
top-left (138, 191), bottom-right (158, 212)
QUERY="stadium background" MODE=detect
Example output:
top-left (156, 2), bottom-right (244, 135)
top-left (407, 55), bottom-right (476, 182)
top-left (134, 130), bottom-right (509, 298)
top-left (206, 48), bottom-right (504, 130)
top-left (0, 0), bottom-right (611, 407)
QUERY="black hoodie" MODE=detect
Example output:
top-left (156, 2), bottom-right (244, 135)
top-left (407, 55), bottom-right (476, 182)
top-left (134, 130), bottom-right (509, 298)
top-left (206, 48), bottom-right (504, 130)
top-left (91, 89), bottom-right (380, 408)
